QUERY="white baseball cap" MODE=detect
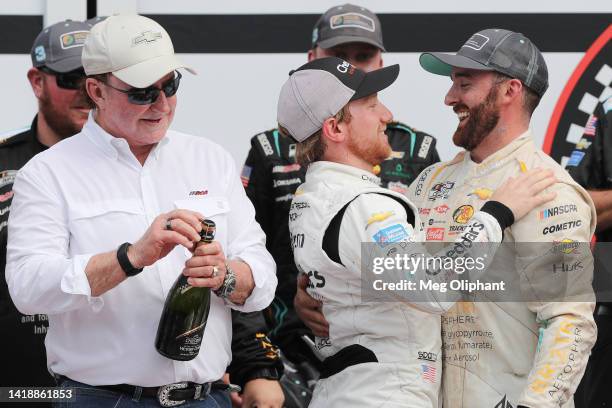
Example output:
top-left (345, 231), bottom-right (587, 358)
top-left (82, 14), bottom-right (196, 88)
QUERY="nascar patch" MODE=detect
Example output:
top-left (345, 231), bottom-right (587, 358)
top-left (372, 224), bottom-right (409, 247)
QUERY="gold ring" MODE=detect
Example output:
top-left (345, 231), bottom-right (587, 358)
top-left (212, 266), bottom-right (219, 277)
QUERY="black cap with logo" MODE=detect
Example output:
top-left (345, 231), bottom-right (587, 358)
top-left (278, 57), bottom-right (399, 142)
top-left (420, 28), bottom-right (548, 97)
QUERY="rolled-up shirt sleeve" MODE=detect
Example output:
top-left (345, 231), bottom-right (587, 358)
top-left (6, 161), bottom-right (102, 316)
top-left (223, 153), bottom-right (277, 312)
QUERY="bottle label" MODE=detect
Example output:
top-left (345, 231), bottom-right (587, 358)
top-left (175, 323), bottom-right (206, 358)
top-left (176, 322), bottom-right (205, 340)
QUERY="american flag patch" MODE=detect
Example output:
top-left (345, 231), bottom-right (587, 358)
top-left (421, 364), bottom-right (436, 383)
top-left (584, 115), bottom-right (598, 136)
top-left (241, 165), bottom-right (252, 187)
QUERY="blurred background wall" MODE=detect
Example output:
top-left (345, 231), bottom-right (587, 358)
top-left (1, 0), bottom-right (610, 166)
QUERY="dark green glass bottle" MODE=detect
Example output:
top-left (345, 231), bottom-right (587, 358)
top-left (155, 219), bottom-right (216, 361)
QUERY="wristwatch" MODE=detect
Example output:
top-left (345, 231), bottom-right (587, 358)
top-left (117, 242), bottom-right (144, 277)
top-left (214, 262), bottom-right (237, 299)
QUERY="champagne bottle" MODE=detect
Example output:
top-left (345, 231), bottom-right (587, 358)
top-left (155, 219), bottom-right (216, 361)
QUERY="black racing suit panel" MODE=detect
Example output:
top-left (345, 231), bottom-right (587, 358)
top-left (228, 310), bottom-right (283, 389)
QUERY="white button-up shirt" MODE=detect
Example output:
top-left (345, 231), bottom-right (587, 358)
top-left (6, 115), bottom-right (277, 386)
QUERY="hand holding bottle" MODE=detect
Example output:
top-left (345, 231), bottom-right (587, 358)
top-left (183, 240), bottom-right (227, 291)
top-left (128, 209), bottom-right (204, 269)
top-left (155, 219), bottom-right (217, 361)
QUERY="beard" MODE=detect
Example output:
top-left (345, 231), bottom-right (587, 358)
top-left (452, 85), bottom-right (500, 151)
top-left (39, 81), bottom-right (88, 139)
top-left (348, 130), bottom-right (391, 166)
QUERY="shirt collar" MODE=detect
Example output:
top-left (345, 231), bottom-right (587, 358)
top-left (83, 111), bottom-right (171, 162)
top-left (465, 129), bottom-right (533, 170)
top-left (307, 161), bottom-right (381, 186)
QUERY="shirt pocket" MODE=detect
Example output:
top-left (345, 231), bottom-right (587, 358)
top-left (68, 199), bottom-right (144, 253)
top-left (173, 197), bottom-right (231, 251)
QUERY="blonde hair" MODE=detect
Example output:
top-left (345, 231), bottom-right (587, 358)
top-left (284, 106), bottom-right (351, 167)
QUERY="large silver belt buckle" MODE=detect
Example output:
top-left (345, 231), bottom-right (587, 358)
top-left (157, 382), bottom-right (189, 407)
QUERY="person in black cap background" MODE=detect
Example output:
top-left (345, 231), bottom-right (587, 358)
top-left (242, 3), bottom-right (440, 375)
top-left (566, 96), bottom-right (612, 408)
top-left (279, 56), bottom-right (555, 407)
top-left (0, 19), bottom-right (90, 399)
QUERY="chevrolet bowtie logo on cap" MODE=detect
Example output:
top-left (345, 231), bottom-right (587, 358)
top-left (132, 30), bottom-right (163, 46)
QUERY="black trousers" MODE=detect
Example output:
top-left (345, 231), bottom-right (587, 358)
top-left (575, 312), bottom-right (612, 408)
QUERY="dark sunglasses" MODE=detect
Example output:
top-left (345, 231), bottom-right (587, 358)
top-left (99, 71), bottom-right (182, 105)
top-left (38, 66), bottom-right (86, 90)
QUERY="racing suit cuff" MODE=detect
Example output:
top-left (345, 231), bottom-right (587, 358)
top-left (480, 200), bottom-right (514, 230)
top-left (60, 253), bottom-right (104, 312)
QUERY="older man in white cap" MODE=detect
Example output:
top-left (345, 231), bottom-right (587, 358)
top-left (6, 14), bottom-right (276, 407)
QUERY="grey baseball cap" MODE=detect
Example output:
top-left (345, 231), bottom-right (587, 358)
top-left (278, 57), bottom-right (399, 142)
top-left (31, 19), bottom-right (90, 73)
top-left (420, 28), bottom-right (548, 97)
top-left (312, 4), bottom-right (385, 51)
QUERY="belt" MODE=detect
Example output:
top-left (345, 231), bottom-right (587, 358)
top-left (58, 376), bottom-right (240, 407)
top-left (596, 303), bottom-right (612, 316)
top-left (319, 344), bottom-right (378, 380)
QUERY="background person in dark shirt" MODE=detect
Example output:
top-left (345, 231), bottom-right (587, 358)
top-left (0, 19), bottom-right (91, 395)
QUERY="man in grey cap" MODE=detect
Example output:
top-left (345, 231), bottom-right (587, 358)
top-left (279, 56), bottom-right (556, 407)
top-left (243, 3), bottom-right (439, 372)
top-left (409, 28), bottom-right (596, 408)
top-left (0, 19), bottom-right (90, 394)
top-left (6, 14), bottom-right (276, 407)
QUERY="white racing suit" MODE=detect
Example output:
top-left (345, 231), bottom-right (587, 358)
top-left (406, 132), bottom-right (597, 408)
top-left (288, 161), bottom-right (507, 407)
